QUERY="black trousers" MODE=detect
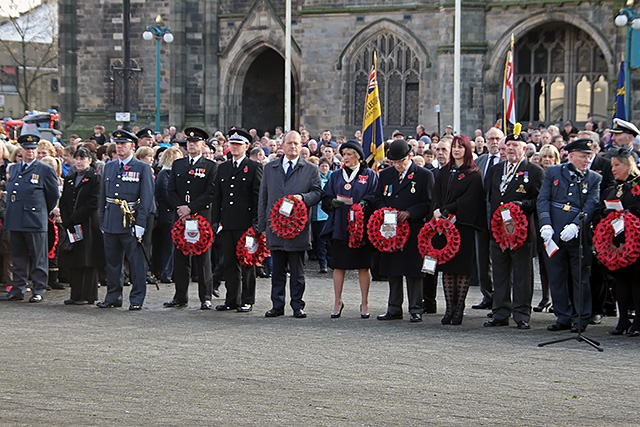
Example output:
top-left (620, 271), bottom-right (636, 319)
top-left (220, 229), bottom-right (256, 307)
top-left (270, 250), bottom-right (305, 311)
top-left (387, 276), bottom-right (423, 315)
top-left (173, 246), bottom-right (213, 304)
top-left (9, 231), bottom-right (48, 297)
top-left (69, 266), bottom-right (99, 303)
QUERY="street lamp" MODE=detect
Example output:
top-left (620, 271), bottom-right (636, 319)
top-left (142, 15), bottom-right (173, 133)
top-left (615, 2), bottom-right (640, 120)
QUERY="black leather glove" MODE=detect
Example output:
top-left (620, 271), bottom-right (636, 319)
top-left (331, 198), bottom-right (345, 209)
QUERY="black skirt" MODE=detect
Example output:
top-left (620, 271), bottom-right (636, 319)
top-left (329, 240), bottom-right (372, 270)
top-left (436, 223), bottom-right (475, 275)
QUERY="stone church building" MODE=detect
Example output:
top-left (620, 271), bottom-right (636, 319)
top-left (59, 0), bottom-right (628, 138)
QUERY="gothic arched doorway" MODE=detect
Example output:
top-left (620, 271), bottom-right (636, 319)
top-left (241, 49), bottom-right (296, 136)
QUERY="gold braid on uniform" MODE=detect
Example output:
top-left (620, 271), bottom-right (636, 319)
top-left (113, 198), bottom-right (138, 228)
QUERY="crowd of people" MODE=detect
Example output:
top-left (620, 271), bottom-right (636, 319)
top-left (0, 117), bottom-right (638, 338)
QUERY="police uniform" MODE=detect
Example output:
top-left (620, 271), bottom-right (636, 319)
top-left (165, 127), bottom-right (218, 309)
top-left (537, 138), bottom-right (602, 331)
top-left (97, 130), bottom-right (155, 310)
top-left (485, 132), bottom-right (544, 328)
top-left (212, 128), bottom-right (263, 311)
top-left (0, 131), bottom-right (59, 302)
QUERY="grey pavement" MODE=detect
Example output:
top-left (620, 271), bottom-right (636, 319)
top-left (0, 267), bottom-right (638, 426)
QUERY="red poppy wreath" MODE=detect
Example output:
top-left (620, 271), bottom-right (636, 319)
top-left (171, 214), bottom-right (214, 256)
top-left (347, 203), bottom-right (365, 249)
top-left (236, 228), bottom-right (270, 267)
top-left (593, 211), bottom-right (640, 271)
top-left (490, 202), bottom-right (528, 251)
top-left (48, 218), bottom-right (59, 259)
top-left (417, 217), bottom-right (460, 264)
top-left (270, 195), bottom-right (308, 239)
top-left (367, 208), bottom-right (410, 253)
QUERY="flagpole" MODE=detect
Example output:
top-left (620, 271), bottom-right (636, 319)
top-left (453, 0), bottom-right (461, 134)
top-left (284, 0), bottom-right (291, 131)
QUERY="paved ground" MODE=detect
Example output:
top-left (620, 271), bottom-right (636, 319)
top-left (0, 268), bottom-right (638, 426)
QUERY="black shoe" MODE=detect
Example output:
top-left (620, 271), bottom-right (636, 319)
top-left (265, 308), bottom-right (285, 317)
top-left (212, 288), bottom-right (220, 298)
top-left (516, 320), bottom-right (531, 330)
top-left (215, 304), bottom-right (234, 311)
top-left (129, 304), bottom-right (142, 311)
top-left (163, 299), bottom-right (187, 308)
top-left (627, 326), bottom-right (640, 337)
top-left (441, 314), bottom-right (452, 325)
top-left (319, 266), bottom-right (328, 274)
top-left (293, 309), bottom-right (307, 318)
top-left (422, 300), bottom-right (437, 314)
top-left (484, 318), bottom-right (509, 327)
top-left (589, 314), bottom-right (602, 325)
top-left (360, 304), bottom-right (370, 319)
top-left (0, 294), bottom-right (24, 301)
top-left (571, 324), bottom-right (587, 333)
top-left (533, 300), bottom-right (551, 312)
top-left (410, 313), bottom-right (423, 323)
top-left (377, 312), bottom-right (402, 321)
top-left (49, 281), bottom-right (65, 290)
top-left (331, 303), bottom-right (344, 319)
top-left (200, 301), bottom-right (212, 310)
top-left (257, 270), bottom-right (272, 278)
top-left (74, 300), bottom-right (90, 305)
top-left (547, 323), bottom-right (571, 331)
top-left (472, 300), bottom-right (492, 310)
top-left (237, 304), bottom-right (253, 312)
top-left (64, 299), bottom-right (76, 305)
top-left (610, 320), bottom-right (631, 335)
top-left (97, 300), bottom-right (123, 308)
top-left (29, 295), bottom-right (43, 303)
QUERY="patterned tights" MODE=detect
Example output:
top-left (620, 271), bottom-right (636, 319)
top-left (442, 272), bottom-right (471, 325)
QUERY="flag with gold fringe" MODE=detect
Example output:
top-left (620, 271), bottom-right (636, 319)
top-left (362, 52), bottom-right (385, 171)
top-left (502, 34), bottom-right (515, 135)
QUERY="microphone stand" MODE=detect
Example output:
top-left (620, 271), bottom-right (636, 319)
top-left (538, 170), bottom-right (603, 351)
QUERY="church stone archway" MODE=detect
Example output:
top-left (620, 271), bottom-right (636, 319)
top-left (241, 48), bottom-right (296, 135)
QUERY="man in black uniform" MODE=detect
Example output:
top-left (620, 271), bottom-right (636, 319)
top-left (212, 127), bottom-right (263, 312)
top-left (164, 127), bottom-right (217, 310)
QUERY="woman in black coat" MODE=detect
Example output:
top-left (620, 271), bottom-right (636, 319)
top-left (59, 147), bottom-right (104, 304)
top-left (432, 134), bottom-right (486, 325)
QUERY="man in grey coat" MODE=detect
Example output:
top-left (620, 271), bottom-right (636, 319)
top-left (257, 131), bottom-right (322, 318)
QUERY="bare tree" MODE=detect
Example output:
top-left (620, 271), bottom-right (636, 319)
top-left (0, 0), bottom-right (58, 112)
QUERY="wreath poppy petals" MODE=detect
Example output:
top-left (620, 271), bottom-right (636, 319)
top-left (171, 214), bottom-right (214, 256)
top-left (490, 202), bottom-right (529, 251)
top-left (417, 218), bottom-right (461, 264)
top-left (48, 218), bottom-right (59, 259)
top-left (366, 208), bottom-right (410, 253)
top-left (347, 204), bottom-right (365, 249)
top-left (269, 196), bottom-right (308, 239)
top-left (236, 228), bottom-right (270, 267)
top-left (594, 211), bottom-right (640, 270)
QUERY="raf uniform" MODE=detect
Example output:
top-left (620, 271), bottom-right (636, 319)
top-left (484, 132), bottom-right (544, 329)
top-left (537, 138), bottom-right (602, 332)
top-left (165, 127), bottom-right (218, 309)
top-left (212, 128), bottom-right (263, 312)
top-left (97, 130), bottom-right (155, 310)
top-left (1, 132), bottom-right (59, 302)
top-left (373, 139), bottom-right (433, 322)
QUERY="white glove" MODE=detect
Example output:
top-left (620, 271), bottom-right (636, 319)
top-left (540, 225), bottom-right (554, 242)
top-left (560, 223), bottom-right (579, 242)
top-left (134, 225), bottom-right (145, 239)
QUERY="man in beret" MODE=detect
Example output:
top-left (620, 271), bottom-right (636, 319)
top-left (212, 127), bottom-right (263, 312)
top-left (1, 128), bottom-right (60, 302)
top-left (97, 129), bottom-right (155, 310)
top-left (374, 138), bottom-right (433, 322)
top-left (164, 127), bottom-right (218, 310)
top-left (537, 138), bottom-right (602, 332)
top-left (484, 129), bottom-right (544, 329)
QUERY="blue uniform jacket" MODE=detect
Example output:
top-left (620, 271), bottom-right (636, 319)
top-left (4, 160), bottom-right (59, 232)
top-left (536, 163), bottom-right (601, 244)
top-left (99, 158), bottom-right (154, 234)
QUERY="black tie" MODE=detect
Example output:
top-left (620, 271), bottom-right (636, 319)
top-left (119, 162), bottom-right (124, 172)
top-left (234, 161), bottom-right (239, 169)
top-left (21, 162), bottom-right (27, 172)
top-left (286, 160), bottom-right (293, 177)
top-left (190, 158), bottom-right (194, 166)
top-left (487, 155), bottom-right (497, 174)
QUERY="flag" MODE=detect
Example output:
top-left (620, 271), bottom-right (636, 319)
top-left (362, 52), bottom-right (385, 171)
top-left (613, 59), bottom-right (626, 125)
top-left (502, 34), bottom-right (515, 135)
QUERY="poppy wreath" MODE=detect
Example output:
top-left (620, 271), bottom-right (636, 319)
top-left (490, 202), bottom-right (529, 251)
top-left (366, 207), bottom-right (410, 253)
top-left (593, 211), bottom-right (640, 271)
top-left (47, 218), bottom-right (59, 259)
top-left (347, 203), bottom-right (365, 249)
top-left (171, 214), bottom-right (214, 257)
top-left (270, 195), bottom-right (308, 239)
top-left (417, 217), bottom-right (461, 264)
top-left (236, 228), bottom-right (270, 267)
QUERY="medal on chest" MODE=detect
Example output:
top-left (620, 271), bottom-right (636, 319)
top-left (342, 167), bottom-right (358, 191)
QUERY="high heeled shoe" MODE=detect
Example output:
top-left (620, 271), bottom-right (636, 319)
top-left (331, 302), bottom-right (344, 319)
top-left (610, 320), bottom-right (631, 336)
top-left (360, 304), bottom-right (370, 319)
top-left (627, 325), bottom-right (640, 337)
top-left (533, 300), bottom-right (551, 313)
